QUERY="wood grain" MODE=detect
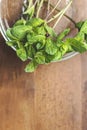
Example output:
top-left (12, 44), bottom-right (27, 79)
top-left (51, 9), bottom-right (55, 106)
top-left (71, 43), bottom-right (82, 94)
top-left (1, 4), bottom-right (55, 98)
top-left (0, 39), bottom-right (35, 130)
top-left (0, 36), bottom-right (86, 130)
top-left (34, 56), bottom-right (82, 130)
top-left (0, 0), bottom-right (87, 130)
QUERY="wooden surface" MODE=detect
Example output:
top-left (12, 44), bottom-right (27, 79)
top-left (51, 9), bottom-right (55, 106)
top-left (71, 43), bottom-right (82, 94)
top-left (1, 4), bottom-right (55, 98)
top-left (1, 0), bottom-right (87, 130)
top-left (0, 35), bottom-right (87, 130)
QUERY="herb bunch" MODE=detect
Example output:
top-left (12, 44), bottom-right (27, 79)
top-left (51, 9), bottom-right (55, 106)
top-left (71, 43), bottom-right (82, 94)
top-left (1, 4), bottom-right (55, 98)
top-left (6, 0), bottom-right (87, 72)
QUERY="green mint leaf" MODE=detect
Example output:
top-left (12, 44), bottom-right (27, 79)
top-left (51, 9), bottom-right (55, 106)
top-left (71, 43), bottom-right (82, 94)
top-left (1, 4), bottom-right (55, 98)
top-left (27, 34), bottom-right (45, 44)
top-left (80, 20), bottom-right (87, 34)
top-left (35, 52), bottom-right (45, 64)
top-left (11, 25), bottom-right (32, 40)
top-left (6, 28), bottom-right (18, 40)
top-left (45, 53), bottom-right (54, 63)
top-left (16, 47), bottom-right (28, 61)
top-left (56, 40), bottom-right (65, 47)
top-left (57, 28), bottom-right (70, 40)
top-left (36, 42), bottom-right (45, 50)
top-left (35, 26), bottom-right (46, 35)
top-left (67, 38), bottom-right (87, 53)
top-left (75, 21), bottom-right (87, 41)
top-left (75, 32), bottom-right (85, 41)
top-left (23, 6), bottom-right (35, 19)
top-left (26, 18), bottom-right (44, 27)
top-left (60, 44), bottom-right (69, 55)
top-left (6, 41), bottom-right (14, 47)
top-left (66, 45), bottom-right (73, 52)
top-left (25, 61), bottom-right (38, 73)
top-left (25, 44), bottom-right (36, 58)
top-left (44, 24), bottom-right (56, 37)
top-left (52, 50), bottom-right (62, 61)
top-left (6, 40), bottom-right (18, 49)
top-left (45, 38), bottom-right (57, 55)
top-left (14, 19), bottom-right (26, 26)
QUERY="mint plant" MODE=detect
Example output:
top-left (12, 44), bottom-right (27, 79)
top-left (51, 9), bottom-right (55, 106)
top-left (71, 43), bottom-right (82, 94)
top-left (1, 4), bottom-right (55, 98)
top-left (6, 0), bottom-right (87, 72)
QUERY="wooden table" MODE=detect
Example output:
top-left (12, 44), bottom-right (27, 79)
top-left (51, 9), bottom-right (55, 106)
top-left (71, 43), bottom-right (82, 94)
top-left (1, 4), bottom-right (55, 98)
top-left (0, 0), bottom-right (87, 129)
top-left (0, 34), bottom-right (87, 130)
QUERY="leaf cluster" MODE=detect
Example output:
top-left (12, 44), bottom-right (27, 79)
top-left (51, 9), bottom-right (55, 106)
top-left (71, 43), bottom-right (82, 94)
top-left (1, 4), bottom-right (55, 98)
top-left (6, 18), bottom-right (87, 72)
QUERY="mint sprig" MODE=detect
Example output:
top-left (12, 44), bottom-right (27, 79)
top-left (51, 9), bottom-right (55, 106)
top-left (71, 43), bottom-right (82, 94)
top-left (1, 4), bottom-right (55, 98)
top-left (6, 0), bottom-right (87, 72)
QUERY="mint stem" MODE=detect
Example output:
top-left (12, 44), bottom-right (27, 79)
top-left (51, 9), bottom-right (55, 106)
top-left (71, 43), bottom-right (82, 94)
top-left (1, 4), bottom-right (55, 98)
top-left (36, 0), bottom-right (44, 18)
top-left (53, 1), bottom-right (72, 29)
top-left (47, 10), bottom-right (64, 23)
top-left (46, 0), bottom-right (62, 20)
top-left (47, 0), bottom-right (50, 16)
top-left (50, 3), bottom-right (76, 26)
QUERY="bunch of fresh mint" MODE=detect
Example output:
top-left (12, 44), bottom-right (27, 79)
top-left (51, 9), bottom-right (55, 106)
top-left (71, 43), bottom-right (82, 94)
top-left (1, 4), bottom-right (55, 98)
top-left (6, 0), bottom-right (87, 72)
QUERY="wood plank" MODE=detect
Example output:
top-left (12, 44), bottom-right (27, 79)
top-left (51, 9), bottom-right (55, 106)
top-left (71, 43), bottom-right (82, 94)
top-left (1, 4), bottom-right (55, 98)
top-left (0, 0), bottom-right (87, 129)
top-left (34, 55), bottom-right (82, 130)
top-left (0, 39), bottom-right (84, 130)
top-left (81, 53), bottom-right (87, 130)
top-left (0, 42), bottom-right (35, 130)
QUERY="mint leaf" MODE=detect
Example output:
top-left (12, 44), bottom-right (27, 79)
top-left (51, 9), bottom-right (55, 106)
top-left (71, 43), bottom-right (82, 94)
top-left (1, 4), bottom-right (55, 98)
top-left (45, 53), bottom-right (54, 63)
top-left (26, 18), bottom-right (44, 27)
top-left (6, 40), bottom-right (18, 49)
top-left (44, 24), bottom-right (56, 37)
top-left (6, 28), bottom-right (17, 40)
top-left (25, 61), bottom-right (38, 73)
top-left (53, 50), bottom-right (62, 61)
top-left (79, 20), bottom-right (87, 34)
top-left (45, 38), bottom-right (57, 55)
top-left (35, 52), bottom-right (45, 64)
top-left (56, 40), bottom-right (65, 47)
top-left (23, 5), bottom-right (35, 19)
top-left (27, 34), bottom-right (45, 44)
top-left (36, 42), bottom-right (45, 50)
top-left (11, 25), bottom-right (32, 40)
top-left (16, 47), bottom-right (28, 61)
top-left (66, 38), bottom-right (87, 53)
top-left (35, 26), bottom-right (46, 35)
top-left (57, 28), bottom-right (70, 40)
top-left (60, 43), bottom-right (69, 55)
top-left (75, 32), bottom-right (85, 41)
top-left (25, 44), bottom-right (36, 58)
top-left (14, 19), bottom-right (26, 26)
